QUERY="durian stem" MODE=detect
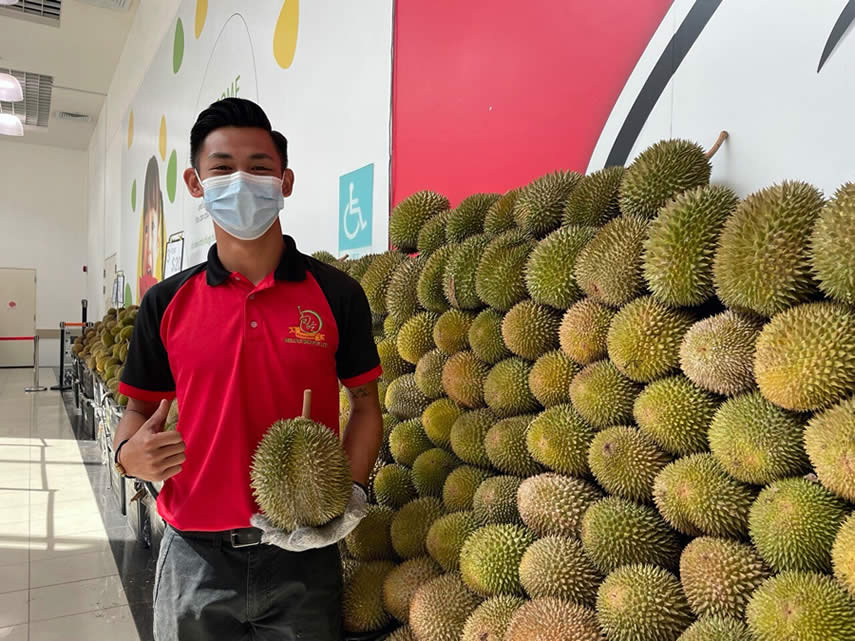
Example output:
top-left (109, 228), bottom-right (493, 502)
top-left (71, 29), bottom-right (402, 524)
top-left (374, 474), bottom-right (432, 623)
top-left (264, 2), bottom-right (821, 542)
top-left (302, 389), bottom-right (312, 419)
top-left (705, 131), bottom-right (729, 159)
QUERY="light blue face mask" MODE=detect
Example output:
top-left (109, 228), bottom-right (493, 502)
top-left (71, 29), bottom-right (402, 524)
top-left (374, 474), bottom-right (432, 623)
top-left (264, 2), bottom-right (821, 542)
top-left (197, 170), bottom-right (285, 241)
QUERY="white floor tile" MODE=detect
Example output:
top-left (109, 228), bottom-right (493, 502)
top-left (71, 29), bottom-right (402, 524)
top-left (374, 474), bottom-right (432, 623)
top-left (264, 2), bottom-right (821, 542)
top-left (29, 604), bottom-right (140, 641)
top-left (29, 528), bottom-right (110, 561)
top-left (29, 574), bottom-right (127, 622)
top-left (0, 590), bottom-right (28, 628)
top-left (0, 623), bottom-right (28, 641)
top-left (30, 548), bottom-right (119, 589)
top-left (0, 563), bottom-right (27, 594)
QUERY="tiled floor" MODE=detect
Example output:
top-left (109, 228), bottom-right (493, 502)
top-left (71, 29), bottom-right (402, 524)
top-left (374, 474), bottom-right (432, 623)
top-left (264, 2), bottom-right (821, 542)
top-left (0, 368), bottom-right (149, 641)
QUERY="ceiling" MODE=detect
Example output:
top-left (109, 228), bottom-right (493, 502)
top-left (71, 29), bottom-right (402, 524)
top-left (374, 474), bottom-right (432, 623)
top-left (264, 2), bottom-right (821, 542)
top-left (0, 0), bottom-right (137, 150)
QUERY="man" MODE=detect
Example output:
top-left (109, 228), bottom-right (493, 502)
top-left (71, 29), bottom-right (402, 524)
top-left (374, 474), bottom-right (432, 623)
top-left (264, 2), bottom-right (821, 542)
top-left (115, 97), bottom-right (383, 641)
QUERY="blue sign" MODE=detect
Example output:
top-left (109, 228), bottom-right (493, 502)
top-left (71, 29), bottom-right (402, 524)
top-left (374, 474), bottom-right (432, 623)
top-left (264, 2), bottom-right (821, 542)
top-left (338, 163), bottom-right (374, 255)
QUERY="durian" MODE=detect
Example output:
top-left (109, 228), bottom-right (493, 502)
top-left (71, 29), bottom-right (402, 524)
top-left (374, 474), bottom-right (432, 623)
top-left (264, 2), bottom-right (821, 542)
top-left (754, 302), bottom-right (855, 411)
top-left (501, 300), bottom-right (560, 361)
top-left (526, 404), bottom-right (594, 477)
top-left (468, 309), bottom-right (512, 365)
top-left (524, 225), bottom-right (597, 309)
top-left (483, 358), bottom-right (540, 417)
top-left (810, 182), bottom-right (855, 304)
top-left (749, 476), bottom-right (848, 573)
top-left (459, 523), bottom-right (536, 596)
top-left (581, 496), bottom-right (681, 574)
top-left (804, 395), bottom-right (855, 502)
top-left (679, 311), bottom-right (763, 396)
top-left (559, 298), bottom-right (615, 365)
top-left (563, 165), bottom-right (624, 226)
top-left (389, 191), bottom-right (449, 252)
top-left (619, 138), bottom-right (711, 218)
top-left (574, 215), bottom-right (650, 307)
top-left (713, 180), bottom-right (824, 316)
top-left (643, 185), bottom-right (739, 306)
top-left (517, 473), bottom-right (602, 538)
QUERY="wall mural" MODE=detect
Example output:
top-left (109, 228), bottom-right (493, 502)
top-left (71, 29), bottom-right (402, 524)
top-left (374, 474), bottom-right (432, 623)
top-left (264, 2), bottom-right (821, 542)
top-left (393, 0), bottom-right (855, 207)
top-left (120, 0), bottom-right (393, 305)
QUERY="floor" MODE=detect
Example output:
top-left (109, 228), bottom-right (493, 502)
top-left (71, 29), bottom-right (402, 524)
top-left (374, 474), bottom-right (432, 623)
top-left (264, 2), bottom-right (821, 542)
top-left (0, 368), bottom-right (155, 641)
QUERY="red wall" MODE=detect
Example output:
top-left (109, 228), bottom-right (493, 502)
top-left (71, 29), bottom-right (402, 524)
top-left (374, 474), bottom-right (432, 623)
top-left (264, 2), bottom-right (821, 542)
top-left (392, 0), bottom-right (673, 207)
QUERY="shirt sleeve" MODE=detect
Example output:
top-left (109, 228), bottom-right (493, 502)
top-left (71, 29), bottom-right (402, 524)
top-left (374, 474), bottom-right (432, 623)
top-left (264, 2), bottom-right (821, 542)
top-left (118, 287), bottom-right (176, 403)
top-left (337, 281), bottom-right (382, 388)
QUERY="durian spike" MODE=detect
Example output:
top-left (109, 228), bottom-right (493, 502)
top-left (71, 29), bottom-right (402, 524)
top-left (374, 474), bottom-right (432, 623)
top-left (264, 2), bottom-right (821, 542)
top-left (705, 130), bottom-right (729, 159)
top-left (302, 389), bottom-right (313, 419)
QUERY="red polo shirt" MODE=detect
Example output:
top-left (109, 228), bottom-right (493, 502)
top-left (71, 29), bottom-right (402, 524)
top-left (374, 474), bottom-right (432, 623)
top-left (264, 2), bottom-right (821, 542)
top-left (119, 235), bottom-right (381, 531)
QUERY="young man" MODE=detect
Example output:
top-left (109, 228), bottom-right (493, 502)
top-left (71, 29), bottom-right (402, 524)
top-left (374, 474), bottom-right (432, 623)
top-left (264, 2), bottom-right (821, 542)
top-left (115, 98), bottom-right (383, 641)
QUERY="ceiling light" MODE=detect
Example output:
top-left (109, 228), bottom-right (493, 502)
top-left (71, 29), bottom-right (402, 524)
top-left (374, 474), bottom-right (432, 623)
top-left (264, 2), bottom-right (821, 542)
top-left (0, 1), bottom-right (21, 6)
top-left (0, 73), bottom-right (23, 102)
top-left (0, 113), bottom-right (24, 136)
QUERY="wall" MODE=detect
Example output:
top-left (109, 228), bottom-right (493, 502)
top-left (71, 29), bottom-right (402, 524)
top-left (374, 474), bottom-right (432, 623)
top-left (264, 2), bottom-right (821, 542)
top-left (0, 141), bottom-right (88, 366)
top-left (89, 0), bottom-right (394, 313)
top-left (88, 0), bottom-right (183, 322)
top-left (393, 0), bottom-right (855, 206)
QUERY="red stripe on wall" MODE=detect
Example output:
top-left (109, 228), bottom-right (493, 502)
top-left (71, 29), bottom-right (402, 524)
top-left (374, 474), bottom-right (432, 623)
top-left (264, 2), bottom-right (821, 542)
top-left (392, 0), bottom-right (672, 207)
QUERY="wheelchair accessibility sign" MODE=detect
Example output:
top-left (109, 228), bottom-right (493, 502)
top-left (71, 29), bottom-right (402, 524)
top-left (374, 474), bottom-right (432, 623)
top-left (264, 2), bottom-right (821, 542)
top-left (339, 164), bottom-right (374, 254)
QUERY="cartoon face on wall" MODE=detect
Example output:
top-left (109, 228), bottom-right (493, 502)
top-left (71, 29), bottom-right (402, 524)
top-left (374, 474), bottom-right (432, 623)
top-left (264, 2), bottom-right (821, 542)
top-left (138, 156), bottom-right (166, 300)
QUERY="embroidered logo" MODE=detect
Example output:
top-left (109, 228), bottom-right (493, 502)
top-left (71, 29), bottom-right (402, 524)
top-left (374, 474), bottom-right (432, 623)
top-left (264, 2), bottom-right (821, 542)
top-left (286, 307), bottom-right (328, 347)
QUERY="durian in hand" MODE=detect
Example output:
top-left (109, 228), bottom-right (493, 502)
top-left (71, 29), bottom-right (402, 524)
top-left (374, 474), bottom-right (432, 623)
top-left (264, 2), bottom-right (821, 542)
top-left (250, 390), bottom-right (351, 531)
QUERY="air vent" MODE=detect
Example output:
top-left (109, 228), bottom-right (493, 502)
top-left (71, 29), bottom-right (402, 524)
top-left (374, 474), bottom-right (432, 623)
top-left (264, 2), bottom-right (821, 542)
top-left (0, 0), bottom-right (62, 25)
top-left (0, 68), bottom-right (53, 128)
top-left (76, 0), bottom-right (131, 10)
top-left (55, 111), bottom-right (90, 122)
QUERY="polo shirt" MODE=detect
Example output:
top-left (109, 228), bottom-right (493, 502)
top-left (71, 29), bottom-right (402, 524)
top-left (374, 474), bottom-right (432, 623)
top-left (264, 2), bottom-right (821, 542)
top-left (118, 235), bottom-right (382, 532)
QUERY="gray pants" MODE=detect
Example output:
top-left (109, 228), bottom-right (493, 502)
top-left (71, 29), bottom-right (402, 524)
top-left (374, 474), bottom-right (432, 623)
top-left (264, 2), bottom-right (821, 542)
top-left (153, 526), bottom-right (343, 641)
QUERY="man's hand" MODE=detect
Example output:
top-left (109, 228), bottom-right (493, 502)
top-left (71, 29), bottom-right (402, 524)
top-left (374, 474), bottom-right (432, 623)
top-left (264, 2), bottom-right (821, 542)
top-left (119, 399), bottom-right (186, 482)
top-left (251, 483), bottom-right (369, 551)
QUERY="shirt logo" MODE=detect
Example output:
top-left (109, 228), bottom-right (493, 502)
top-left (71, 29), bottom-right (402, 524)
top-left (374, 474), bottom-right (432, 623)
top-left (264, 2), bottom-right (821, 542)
top-left (286, 307), bottom-right (328, 347)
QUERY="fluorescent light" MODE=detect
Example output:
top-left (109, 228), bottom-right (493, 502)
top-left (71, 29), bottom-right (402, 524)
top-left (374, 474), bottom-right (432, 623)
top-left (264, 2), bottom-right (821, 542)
top-left (0, 113), bottom-right (23, 136)
top-left (0, 73), bottom-right (23, 102)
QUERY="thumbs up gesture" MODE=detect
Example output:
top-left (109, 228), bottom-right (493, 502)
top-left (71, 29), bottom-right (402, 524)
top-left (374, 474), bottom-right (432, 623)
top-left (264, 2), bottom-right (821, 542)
top-left (119, 399), bottom-right (186, 482)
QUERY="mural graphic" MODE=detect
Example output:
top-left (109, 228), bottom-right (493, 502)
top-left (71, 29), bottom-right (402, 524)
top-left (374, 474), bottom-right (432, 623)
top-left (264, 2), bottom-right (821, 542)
top-left (118, 0), bottom-right (393, 304)
top-left (393, 0), bottom-right (855, 206)
top-left (137, 156), bottom-right (166, 300)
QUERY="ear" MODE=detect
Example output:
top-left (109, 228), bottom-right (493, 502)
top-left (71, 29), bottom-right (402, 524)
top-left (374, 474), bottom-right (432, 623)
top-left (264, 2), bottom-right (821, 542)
top-left (184, 168), bottom-right (204, 198)
top-left (281, 169), bottom-right (295, 198)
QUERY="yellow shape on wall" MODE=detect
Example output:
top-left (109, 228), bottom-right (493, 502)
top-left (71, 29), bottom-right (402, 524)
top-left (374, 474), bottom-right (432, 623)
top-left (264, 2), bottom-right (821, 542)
top-left (159, 116), bottom-right (167, 161)
top-left (273, 0), bottom-right (299, 69)
top-left (127, 110), bottom-right (134, 149)
top-left (195, 0), bottom-right (207, 39)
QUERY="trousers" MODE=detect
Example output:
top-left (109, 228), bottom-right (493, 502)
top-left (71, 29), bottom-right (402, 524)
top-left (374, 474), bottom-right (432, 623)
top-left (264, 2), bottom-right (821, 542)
top-left (153, 525), bottom-right (343, 641)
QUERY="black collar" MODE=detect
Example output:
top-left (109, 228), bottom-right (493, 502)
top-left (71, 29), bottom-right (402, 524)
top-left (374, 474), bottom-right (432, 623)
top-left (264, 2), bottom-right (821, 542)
top-left (206, 235), bottom-right (307, 286)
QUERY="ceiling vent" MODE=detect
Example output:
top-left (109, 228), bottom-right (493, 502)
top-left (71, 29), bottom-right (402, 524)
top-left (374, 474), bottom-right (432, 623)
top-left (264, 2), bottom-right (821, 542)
top-left (0, 68), bottom-right (53, 128)
top-left (76, 0), bottom-right (131, 10)
top-left (0, 0), bottom-right (61, 26)
top-left (55, 110), bottom-right (90, 122)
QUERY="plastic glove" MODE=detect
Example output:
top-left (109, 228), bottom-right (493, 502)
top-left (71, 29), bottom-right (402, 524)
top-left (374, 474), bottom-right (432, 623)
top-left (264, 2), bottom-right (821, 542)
top-left (250, 483), bottom-right (368, 552)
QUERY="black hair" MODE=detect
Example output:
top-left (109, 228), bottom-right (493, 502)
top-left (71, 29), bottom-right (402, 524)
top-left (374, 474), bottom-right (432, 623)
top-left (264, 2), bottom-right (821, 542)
top-left (190, 97), bottom-right (288, 170)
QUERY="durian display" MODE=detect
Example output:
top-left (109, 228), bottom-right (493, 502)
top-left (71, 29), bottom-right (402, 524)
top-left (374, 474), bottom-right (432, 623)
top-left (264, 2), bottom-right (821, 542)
top-left (75, 304), bottom-right (139, 406)
top-left (335, 139), bottom-right (855, 640)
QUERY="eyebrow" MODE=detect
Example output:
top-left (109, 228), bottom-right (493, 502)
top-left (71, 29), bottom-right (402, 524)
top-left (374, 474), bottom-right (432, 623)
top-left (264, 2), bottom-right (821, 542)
top-left (249, 153), bottom-right (274, 161)
top-left (207, 152), bottom-right (233, 160)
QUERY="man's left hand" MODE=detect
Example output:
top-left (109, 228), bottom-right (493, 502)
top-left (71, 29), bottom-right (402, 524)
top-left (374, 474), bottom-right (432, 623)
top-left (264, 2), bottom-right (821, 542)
top-left (250, 483), bottom-right (368, 551)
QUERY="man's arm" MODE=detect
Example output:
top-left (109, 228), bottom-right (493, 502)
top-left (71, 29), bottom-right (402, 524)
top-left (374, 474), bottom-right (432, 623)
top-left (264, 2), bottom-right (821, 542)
top-left (341, 381), bottom-right (383, 486)
top-left (113, 398), bottom-right (185, 482)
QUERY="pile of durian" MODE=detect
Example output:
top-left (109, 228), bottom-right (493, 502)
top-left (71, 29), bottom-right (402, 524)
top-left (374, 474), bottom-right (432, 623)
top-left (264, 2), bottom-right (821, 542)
top-left (332, 137), bottom-right (855, 641)
top-left (72, 305), bottom-right (138, 406)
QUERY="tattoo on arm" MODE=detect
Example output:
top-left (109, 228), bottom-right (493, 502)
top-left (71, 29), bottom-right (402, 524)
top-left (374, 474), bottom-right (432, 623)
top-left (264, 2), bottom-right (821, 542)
top-left (350, 385), bottom-right (371, 399)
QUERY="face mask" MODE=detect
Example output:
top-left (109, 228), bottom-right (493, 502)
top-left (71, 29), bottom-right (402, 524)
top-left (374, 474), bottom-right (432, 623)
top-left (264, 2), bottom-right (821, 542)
top-left (197, 170), bottom-right (285, 241)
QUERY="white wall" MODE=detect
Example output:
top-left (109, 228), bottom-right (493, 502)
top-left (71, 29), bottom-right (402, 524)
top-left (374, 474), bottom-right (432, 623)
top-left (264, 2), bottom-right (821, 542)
top-left (87, 0), bottom-right (182, 321)
top-left (0, 141), bottom-right (88, 366)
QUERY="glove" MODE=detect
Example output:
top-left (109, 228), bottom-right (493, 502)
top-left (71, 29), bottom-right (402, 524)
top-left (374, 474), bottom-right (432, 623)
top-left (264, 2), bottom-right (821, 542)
top-left (250, 483), bottom-right (369, 552)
